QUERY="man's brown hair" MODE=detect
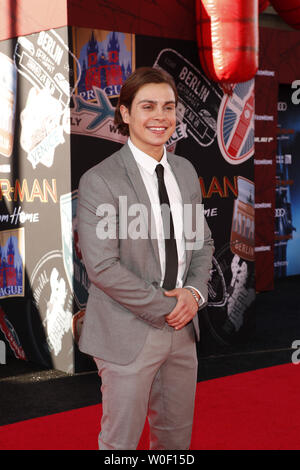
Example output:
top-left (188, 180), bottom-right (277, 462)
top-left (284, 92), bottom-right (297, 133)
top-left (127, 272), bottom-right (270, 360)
top-left (114, 66), bottom-right (178, 136)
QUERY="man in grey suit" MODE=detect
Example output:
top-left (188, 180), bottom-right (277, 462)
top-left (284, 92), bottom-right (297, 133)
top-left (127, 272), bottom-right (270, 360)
top-left (77, 67), bottom-right (214, 450)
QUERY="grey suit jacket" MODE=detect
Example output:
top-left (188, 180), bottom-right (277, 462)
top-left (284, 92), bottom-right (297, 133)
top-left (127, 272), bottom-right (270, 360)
top-left (77, 142), bottom-right (214, 365)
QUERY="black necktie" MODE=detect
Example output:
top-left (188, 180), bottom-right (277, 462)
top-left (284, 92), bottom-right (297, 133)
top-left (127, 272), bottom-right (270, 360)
top-left (155, 164), bottom-right (178, 290)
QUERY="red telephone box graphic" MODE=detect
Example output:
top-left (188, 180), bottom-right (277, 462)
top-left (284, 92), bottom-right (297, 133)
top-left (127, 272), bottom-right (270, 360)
top-left (230, 176), bottom-right (255, 261)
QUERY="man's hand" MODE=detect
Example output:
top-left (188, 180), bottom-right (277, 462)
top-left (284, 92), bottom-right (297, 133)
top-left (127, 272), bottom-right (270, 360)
top-left (164, 288), bottom-right (199, 330)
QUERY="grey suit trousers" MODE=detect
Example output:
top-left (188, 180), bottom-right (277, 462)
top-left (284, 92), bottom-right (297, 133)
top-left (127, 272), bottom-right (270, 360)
top-left (94, 322), bottom-right (198, 450)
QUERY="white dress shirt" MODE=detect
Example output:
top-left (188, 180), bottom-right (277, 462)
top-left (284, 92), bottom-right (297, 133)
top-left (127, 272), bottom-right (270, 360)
top-left (128, 138), bottom-right (204, 303)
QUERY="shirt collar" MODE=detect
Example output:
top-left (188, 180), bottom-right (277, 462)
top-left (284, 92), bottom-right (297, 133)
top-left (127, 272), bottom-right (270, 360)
top-left (128, 138), bottom-right (169, 176)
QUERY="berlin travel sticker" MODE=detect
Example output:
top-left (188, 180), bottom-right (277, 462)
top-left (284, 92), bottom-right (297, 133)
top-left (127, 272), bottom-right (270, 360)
top-left (154, 48), bottom-right (223, 150)
top-left (230, 176), bottom-right (255, 262)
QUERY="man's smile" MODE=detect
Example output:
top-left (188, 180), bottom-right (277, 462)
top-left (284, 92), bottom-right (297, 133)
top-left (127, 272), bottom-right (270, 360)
top-left (147, 126), bottom-right (169, 133)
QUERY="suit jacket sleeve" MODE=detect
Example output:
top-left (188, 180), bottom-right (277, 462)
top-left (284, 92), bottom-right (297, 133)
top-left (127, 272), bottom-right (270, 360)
top-left (77, 169), bottom-right (177, 329)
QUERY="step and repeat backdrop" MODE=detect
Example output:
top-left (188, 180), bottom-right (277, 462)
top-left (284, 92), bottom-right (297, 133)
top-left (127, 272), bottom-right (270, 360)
top-left (0, 26), bottom-right (256, 372)
top-left (276, 84), bottom-right (300, 278)
top-left (256, 27), bottom-right (300, 283)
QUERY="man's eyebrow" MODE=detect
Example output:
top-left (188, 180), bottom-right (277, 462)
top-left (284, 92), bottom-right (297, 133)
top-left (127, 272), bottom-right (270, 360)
top-left (137, 99), bottom-right (176, 105)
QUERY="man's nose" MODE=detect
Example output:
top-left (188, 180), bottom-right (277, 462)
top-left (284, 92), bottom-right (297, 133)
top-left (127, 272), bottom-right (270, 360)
top-left (154, 106), bottom-right (165, 119)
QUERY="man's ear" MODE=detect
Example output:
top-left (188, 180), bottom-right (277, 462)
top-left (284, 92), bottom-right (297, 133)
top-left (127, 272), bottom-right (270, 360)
top-left (120, 104), bottom-right (130, 124)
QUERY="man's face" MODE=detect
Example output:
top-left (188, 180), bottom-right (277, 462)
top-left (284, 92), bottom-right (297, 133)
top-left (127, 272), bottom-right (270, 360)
top-left (120, 82), bottom-right (176, 158)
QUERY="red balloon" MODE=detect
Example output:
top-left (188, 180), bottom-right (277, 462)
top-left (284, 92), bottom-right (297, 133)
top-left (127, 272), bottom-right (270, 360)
top-left (270, 0), bottom-right (300, 29)
top-left (259, 0), bottom-right (270, 13)
top-left (196, 0), bottom-right (259, 83)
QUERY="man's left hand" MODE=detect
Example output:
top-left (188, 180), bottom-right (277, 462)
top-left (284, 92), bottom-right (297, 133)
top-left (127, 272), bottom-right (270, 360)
top-left (164, 288), bottom-right (199, 330)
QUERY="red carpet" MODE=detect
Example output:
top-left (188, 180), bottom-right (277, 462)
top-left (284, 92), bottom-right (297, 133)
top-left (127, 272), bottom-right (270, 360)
top-left (0, 363), bottom-right (299, 450)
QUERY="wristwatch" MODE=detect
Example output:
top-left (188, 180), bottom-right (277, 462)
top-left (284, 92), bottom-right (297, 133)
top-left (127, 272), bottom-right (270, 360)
top-left (184, 287), bottom-right (203, 308)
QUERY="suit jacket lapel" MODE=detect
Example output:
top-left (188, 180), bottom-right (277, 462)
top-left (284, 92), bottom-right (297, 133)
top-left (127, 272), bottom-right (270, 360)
top-left (119, 142), bottom-right (161, 273)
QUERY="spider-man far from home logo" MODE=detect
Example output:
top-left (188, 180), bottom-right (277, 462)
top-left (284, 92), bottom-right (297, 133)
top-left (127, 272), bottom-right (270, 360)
top-left (0, 228), bottom-right (25, 299)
